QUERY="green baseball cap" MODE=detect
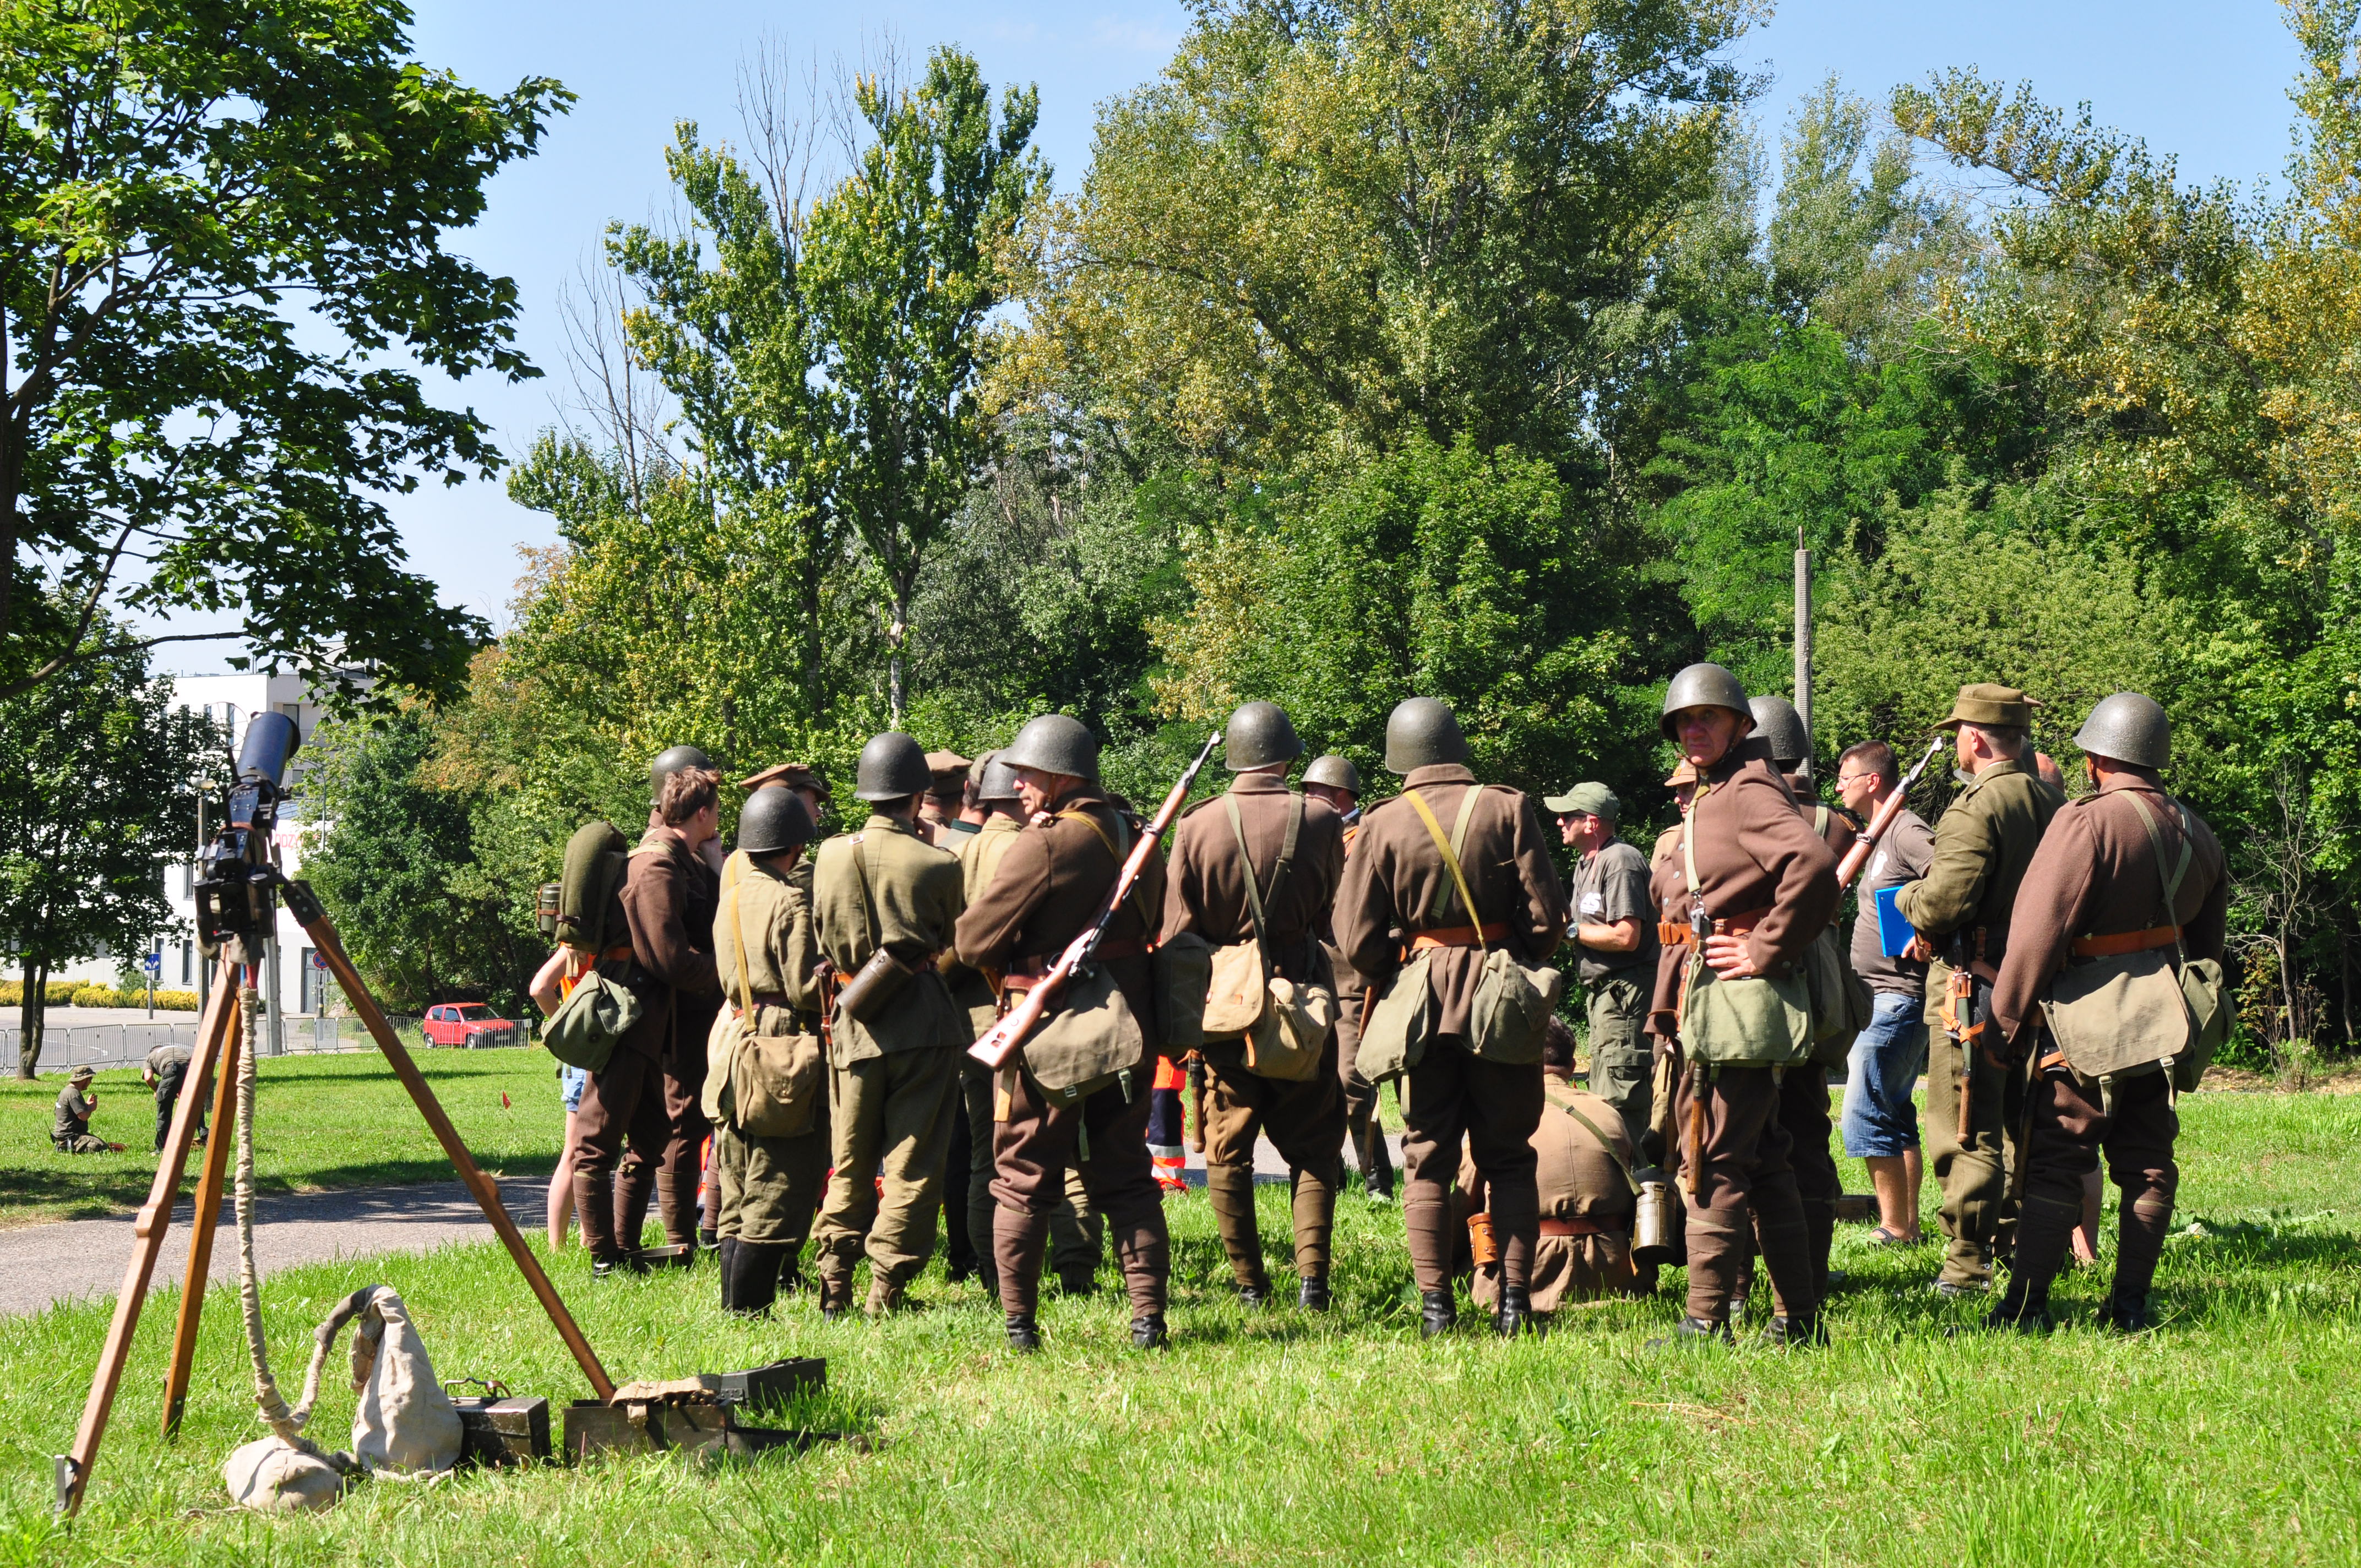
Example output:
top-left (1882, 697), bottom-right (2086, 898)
top-left (1542, 782), bottom-right (1618, 820)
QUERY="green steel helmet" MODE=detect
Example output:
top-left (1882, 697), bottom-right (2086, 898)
top-left (1224, 701), bottom-right (1303, 770)
top-left (1383, 697), bottom-right (1469, 774)
top-left (1658, 663), bottom-right (1752, 741)
top-left (853, 731), bottom-right (933, 802)
top-left (2073, 692), bottom-right (2170, 769)
top-left (1302, 754), bottom-right (1362, 795)
top-left (649, 744), bottom-right (714, 797)
top-left (975, 750), bottom-right (1021, 804)
top-left (737, 787), bottom-right (818, 856)
top-left (1748, 695), bottom-right (1810, 766)
top-left (1000, 713), bottom-right (1101, 781)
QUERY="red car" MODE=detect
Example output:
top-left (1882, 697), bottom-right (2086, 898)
top-left (422, 1004), bottom-right (518, 1048)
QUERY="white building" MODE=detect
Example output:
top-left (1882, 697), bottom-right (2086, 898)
top-left (51, 669), bottom-right (352, 1019)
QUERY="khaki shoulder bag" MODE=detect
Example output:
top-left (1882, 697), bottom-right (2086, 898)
top-left (1674, 787), bottom-right (1814, 1067)
top-left (1357, 791), bottom-right (1484, 1085)
top-left (1021, 808), bottom-right (1151, 1098)
top-left (1403, 786), bottom-right (1564, 1066)
top-left (1222, 793), bottom-right (1333, 1081)
top-left (720, 883), bottom-right (824, 1139)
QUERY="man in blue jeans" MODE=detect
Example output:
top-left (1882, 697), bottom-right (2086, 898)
top-left (1835, 741), bottom-right (1935, 1242)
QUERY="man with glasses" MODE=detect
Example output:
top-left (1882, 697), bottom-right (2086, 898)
top-left (1546, 782), bottom-right (1660, 1157)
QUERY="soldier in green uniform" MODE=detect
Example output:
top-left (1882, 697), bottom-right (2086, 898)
top-left (809, 732), bottom-right (971, 1319)
top-left (1304, 754), bottom-right (1395, 1200)
top-left (707, 788), bottom-right (829, 1315)
top-left (1891, 685), bottom-right (2065, 1297)
top-left (1546, 781), bottom-right (1660, 1157)
top-left (52, 1066), bottom-right (112, 1153)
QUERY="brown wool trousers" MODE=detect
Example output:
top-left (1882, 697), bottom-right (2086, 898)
top-left (1397, 1035), bottom-right (1543, 1298)
top-left (1201, 1036), bottom-right (1346, 1288)
top-left (991, 1066), bottom-right (1169, 1320)
top-left (1765, 1064), bottom-right (1838, 1314)
top-left (2010, 1060), bottom-right (2178, 1309)
top-left (1677, 1061), bottom-right (1817, 1325)
top-left (573, 1045), bottom-right (672, 1260)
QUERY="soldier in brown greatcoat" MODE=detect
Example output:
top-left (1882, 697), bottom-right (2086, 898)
top-left (575, 761), bottom-right (723, 1275)
top-left (1162, 703), bottom-right (1347, 1309)
top-left (1988, 693), bottom-right (2226, 1332)
top-left (1647, 666), bottom-right (1838, 1347)
top-left (1335, 698), bottom-right (1566, 1337)
top-left (1304, 754), bottom-right (1395, 1200)
top-left (955, 714), bottom-right (1173, 1351)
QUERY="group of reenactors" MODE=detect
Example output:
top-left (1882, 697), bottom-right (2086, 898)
top-left (546, 659), bottom-right (2222, 1349)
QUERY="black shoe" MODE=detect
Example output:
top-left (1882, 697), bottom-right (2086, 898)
top-left (1056, 1273), bottom-right (1100, 1298)
top-left (1494, 1284), bottom-right (1533, 1338)
top-left (1647, 1316), bottom-right (1734, 1351)
top-left (1758, 1314), bottom-right (1827, 1349)
top-left (1237, 1279), bottom-right (1272, 1309)
top-left (1298, 1275), bottom-right (1331, 1313)
top-left (1930, 1277), bottom-right (1989, 1300)
top-left (1982, 1296), bottom-right (2054, 1335)
top-left (777, 1255), bottom-right (804, 1293)
top-left (820, 1306), bottom-right (847, 1324)
top-left (591, 1254), bottom-right (648, 1280)
top-left (2095, 1295), bottom-right (2153, 1333)
top-left (1419, 1289), bottom-right (1456, 1339)
top-left (698, 1226), bottom-right (718, 1251)
top-left (1130, 1314), bottom-right (1169, 1350)
top-left (1005, 1313), bottom-right (1041, 1352)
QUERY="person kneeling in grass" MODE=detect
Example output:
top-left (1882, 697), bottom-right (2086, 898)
top-left (53, 1066), bottom-right (123, 1154)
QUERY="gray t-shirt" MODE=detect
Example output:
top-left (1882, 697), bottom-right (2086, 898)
top-left (146, 1043), bottom-right (194, 1079)
top-left (1570, 839), bottom-right (1660, 983)
top-left (1851, 806), bottom-right (1936, 996)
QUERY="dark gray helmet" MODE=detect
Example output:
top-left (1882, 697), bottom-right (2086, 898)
top-left (1384, 697), bottom-right (1469, 773)
top-left (1000, 713), bottom-right (1100, 780)
top-left (1302, 754), bottom-right (1362, 794)
top-left (1659, 663), bottom-right (1752, 741)
top-left (976, 750), bottom-right (1021, 804)
top-left (737, 787), bottom-right (817, 856)
top-left (2074, 692), bottom-right (2170, 769)
top-left (1224, 701), bottom-right (1303, 770)
top-left (1748, 695), bottom-right (1809, 765)
top-left (853, 731), bottom-right (933, 801)
top-left (650, 744), bottom-right (714, 797)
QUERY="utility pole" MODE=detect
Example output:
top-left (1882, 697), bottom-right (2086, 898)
top-left (1794, 527), bottom-right (1814, 776)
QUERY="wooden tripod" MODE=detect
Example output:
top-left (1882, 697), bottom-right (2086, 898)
top-left (57, 884), bottom-right (615, 1518)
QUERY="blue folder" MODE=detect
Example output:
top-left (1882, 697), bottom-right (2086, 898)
top-left (1873, 885), bottom-right (1917, 959)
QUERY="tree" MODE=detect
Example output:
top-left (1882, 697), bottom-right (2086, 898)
top-left (0, 626), bottom-right (216, 1076)
top-left (0, 0), bottom-right (570, 699)
top-left (301, 706), bottom-right (536, 1016)
top-left (807, 48), bottom-right (1048, 722)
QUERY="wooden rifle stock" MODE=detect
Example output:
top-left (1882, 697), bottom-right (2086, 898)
top-left (1834, 736), bottom-right (1946, 891)
top-left (968, 732), bottom-right (1222, 1071)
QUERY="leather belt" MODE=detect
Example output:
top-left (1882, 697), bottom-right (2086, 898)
top-left (1657, 906), bottom-right (1771, 948)
top-left (1005, 938), bottom-right (1150, 988)
top-left (1411, 922), bottom-right (1506, 950)
top-left (2072, 925), bottom-right (2178, 959)
top-left (1539, 1217), bottom-right (1611, 1239)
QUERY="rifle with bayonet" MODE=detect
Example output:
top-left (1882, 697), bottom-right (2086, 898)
top-left (1834, 736), bottom-right (1946, 891)
top-left (968, 732), bottom-right (1222, 1072)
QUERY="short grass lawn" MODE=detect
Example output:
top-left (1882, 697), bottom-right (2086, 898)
top-left (2, 1086), bottom-right (2358, 1564)
top-left (1, 1049), bottom-right (570, 1227)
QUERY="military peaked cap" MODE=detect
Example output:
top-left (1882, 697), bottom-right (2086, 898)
top-left (1935, 684), bottom-right (2041, 731)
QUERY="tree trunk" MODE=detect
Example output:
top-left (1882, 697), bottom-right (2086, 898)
top-left (888, 579), bottom-right (908, 729)
top-left (17, 959), bottom-right (47, 1080)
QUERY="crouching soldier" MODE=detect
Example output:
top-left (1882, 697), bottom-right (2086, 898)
top-left (1988, 694), bottom-right (2227, 1332)
top-left (707, 788), bottom-right (830, 1316)
top-left (53, 1066), bottom-right (116, 1153)
top-left (1459, 1018), bottom-right (1641, 1320)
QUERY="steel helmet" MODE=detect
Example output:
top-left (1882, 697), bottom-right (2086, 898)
top-left (1223, 701), bottom-right (1304, 770)
top-left (1658, 663), bottom-right (1752, 741)
top-left (999, 714), bottom-right (1101, 780)
top-left (737, 788), bottom-right (818, 856)
top-left (1302, 754), bottom-right (1362, 794)
top-left (650, 744), bottom-right (714, 797)
top-left (975, 750), bottom-right (1021, 804)
top-left (2073, 692), bottom-right (2170, 769)
top-left (1748, 696), bottom-right (1809, 766)
top-left (1383, 697), bottom-right (1469, 774)
top-left (853, 732), bottom-right (933, 802)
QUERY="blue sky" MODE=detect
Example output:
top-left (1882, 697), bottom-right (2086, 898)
top-left (169, 0), bottom-right (2306, 672)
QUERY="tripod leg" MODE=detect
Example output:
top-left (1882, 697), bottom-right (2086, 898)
top-left (57, 957), bottom-right (242, 1516)
top-left (161, 1001), bottom-right (243, 1440)
top-left (283, 884), bottom-right (616, 1400)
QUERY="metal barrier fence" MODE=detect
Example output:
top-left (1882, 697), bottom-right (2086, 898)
top-left (0, 1012), bottom-right (507, 1075)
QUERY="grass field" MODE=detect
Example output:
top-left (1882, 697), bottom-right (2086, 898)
top-left (0, 1051), bottom-right (568, 1227)
top-left (2, 1084), bottom-right (2358, 1565)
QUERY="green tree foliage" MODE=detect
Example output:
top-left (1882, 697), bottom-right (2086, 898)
top-left (0, 625), bottom-right (216, 1075)
top-left (0, 0), bottom-right (570, 699)
top-left (302, 707), bottom-right (536, 1016)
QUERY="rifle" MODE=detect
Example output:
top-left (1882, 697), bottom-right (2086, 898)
top-left (967, 732), bottom-right (1222, 1072)
top-left (1833, 736), bottom-right (1946, 891)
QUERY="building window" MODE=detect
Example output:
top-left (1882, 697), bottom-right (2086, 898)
top-left (180, 943), bottom-right (192, 986)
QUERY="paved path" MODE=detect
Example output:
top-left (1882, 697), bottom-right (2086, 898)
top-left (0, 1135), bottom-right (1408, 1319)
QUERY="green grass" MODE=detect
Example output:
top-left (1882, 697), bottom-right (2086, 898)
top-left (2, 1086), bottom-right (2358, 1564)
top-left (0, 1050), bottom-right (570, 1227)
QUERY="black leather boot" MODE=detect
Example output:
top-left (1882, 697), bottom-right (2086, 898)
top-left (1130, 1314), bottom-right (1169, 1349)
top-left (1419, 1289), bottom-right (1456, 1339)
top-left (716, 1238), bottom-right (739, 1313)
top-left (1758, 1312), bottom-right (1827, 1348)
top-left (731, 1243), bottom-right (785, 1317)
top-left (2095, 1294), bottom-right (2153, 1333)
top-left (1237, 1280), bottom-right (1271, 1309)
top-left (1298, 1274), bottom-right (1332, 1312)
top-left (1005, 1312), bottom-right (1041, 1352)
top-left (1494, 1282), bottom-right (1533, 1338)
top-left (1646, 1316), bottom-right (1734, 1350)
top-left (777, 1246), bottom-right (804, 1293)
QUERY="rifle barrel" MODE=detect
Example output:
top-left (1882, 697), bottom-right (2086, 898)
top-left (1833, 736), bottom-right (1946, 891)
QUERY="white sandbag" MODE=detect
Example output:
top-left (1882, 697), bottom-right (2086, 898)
top-left (349, 1287), bottom-right (463, 1476)
top-left (223, 1436), bottom-right (347, 1513)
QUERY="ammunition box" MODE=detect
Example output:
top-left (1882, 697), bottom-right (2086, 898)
top-left (451, 1396), bottom-right (551, 1467)
top-left (714, 1358), bottom-right (826, 1411)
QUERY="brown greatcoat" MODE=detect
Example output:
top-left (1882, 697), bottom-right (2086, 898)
top-left (1990, 773), bottom-right (2229, 1048)
top-left (1334, 763), bottom-right (1565, 1032)
top-left (1160, 771), bottom-right (1345, 979)
top-left (1645, 738), bottom-right (1838, 1034)
top-left (618, 825), bottom-right (722, 1058)
top-left (1459, 1078), bottom-right (1639, 1313)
